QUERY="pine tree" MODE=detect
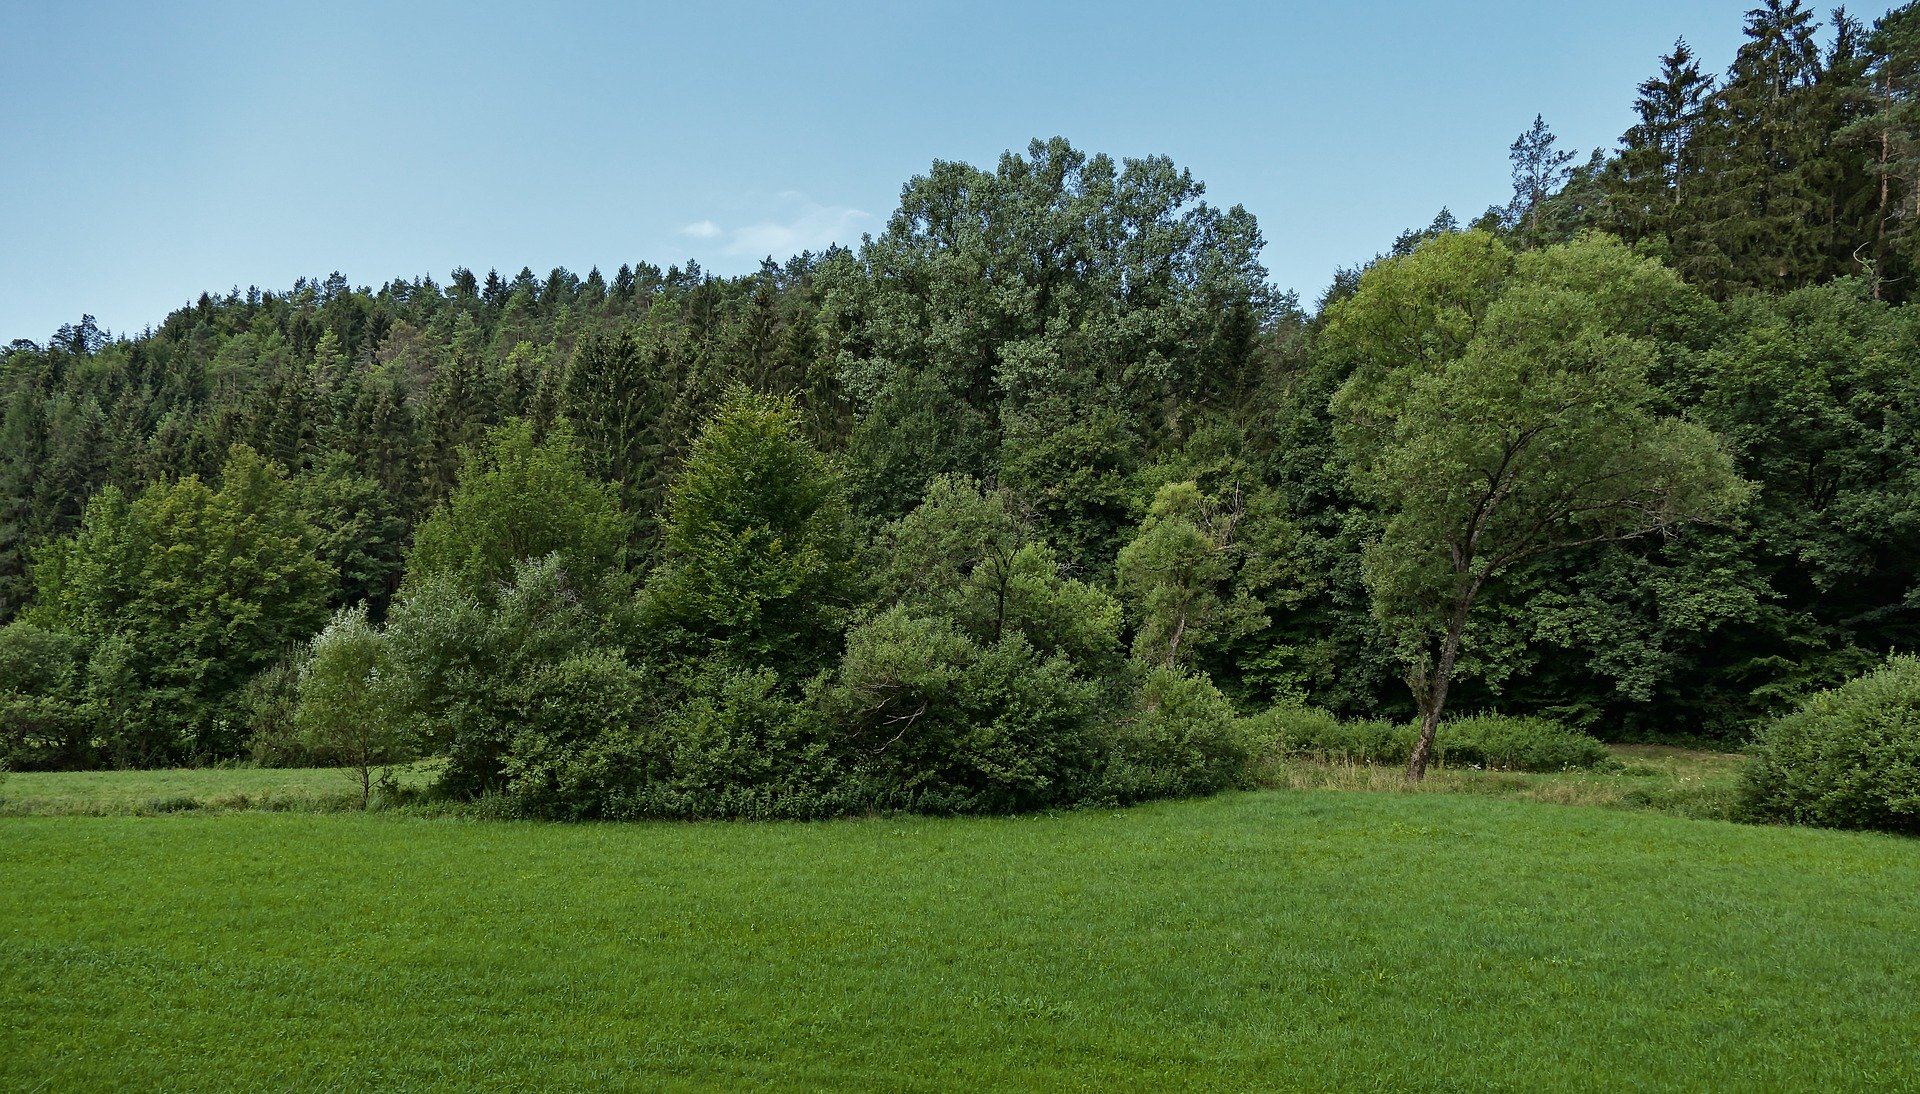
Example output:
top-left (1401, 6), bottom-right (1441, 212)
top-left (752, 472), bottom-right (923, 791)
top-left (1505, 115), bottom-right (1577, 248)
top-left (563, 328), bottom-right (669, 529)
top-left (1698, 0), bottom-right (1826, 293)
top-left (1606, 40), bottom-right (1715, 249)
top-left (1854, 2), bottom-right (1920, 298)
top-left (1810, 12), bottom-right (1878, 285)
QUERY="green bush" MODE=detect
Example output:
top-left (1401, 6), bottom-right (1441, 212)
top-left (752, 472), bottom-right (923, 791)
top-left (1097, 667), bottom-right (1250, 803)
top-left (0, 621), bottom-right (92, 770)
top-left (1242, 706), bottom-right (1611, 773)
top-left (500, 649), bottom-right (661, 820)
top-left (620, 667), bottom-right (845, 820)
top-left (826, 608), bottom-right (1102, 813)
top-left (1437, 713), bottom-right (1615, 773)
top-left (0, 693), bottom-right (94, 772)
top-left (1739, 656), bottom-right (1920, 834)
top-left (1242, 704), bottom-right (1406, 765)
top-left (382, 555), bottom-right (601, 797)
top-left (242, 657), bottom-right (312, 768)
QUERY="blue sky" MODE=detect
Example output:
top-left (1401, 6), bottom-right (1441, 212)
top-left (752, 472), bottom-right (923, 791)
top-left (0, 1), bottom-right (1896, 343)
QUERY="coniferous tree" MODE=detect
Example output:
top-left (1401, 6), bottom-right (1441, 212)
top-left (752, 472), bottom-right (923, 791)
top-left (1696, 0), bottom-right (1826, 293)
top-left (1854, 2), bottom-right (1920, 297)
top-left (1606, 40), bottom-right (1716, 253)
top-left (1505, 115), bottom-right (1578, 248)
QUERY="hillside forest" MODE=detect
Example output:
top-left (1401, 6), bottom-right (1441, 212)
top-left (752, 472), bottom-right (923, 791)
top-left (4, 0), bottom-right (1919, 820)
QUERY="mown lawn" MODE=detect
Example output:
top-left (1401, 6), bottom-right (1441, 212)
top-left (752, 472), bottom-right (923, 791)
top-left (3, 790), bottom-right (1916, 1090)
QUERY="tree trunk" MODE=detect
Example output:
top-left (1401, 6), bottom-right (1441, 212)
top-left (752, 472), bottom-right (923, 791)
top-left (1877, 100), bottom-right (1891, 301)
top-left (1164, 600), bottom-right (1189, 669)
top-left (1406, 596), bottom-right (1472, 783)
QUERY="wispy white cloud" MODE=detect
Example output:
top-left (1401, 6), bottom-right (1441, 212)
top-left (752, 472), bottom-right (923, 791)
top-left (681, 199), bottom-right (873, 260)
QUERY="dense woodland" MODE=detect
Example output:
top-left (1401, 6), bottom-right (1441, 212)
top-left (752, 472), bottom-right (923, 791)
top-left (5, 1), bottom-right (1920, 819)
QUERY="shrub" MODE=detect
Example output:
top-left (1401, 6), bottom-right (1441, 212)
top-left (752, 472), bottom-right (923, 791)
top-left (1240, 706), bottom-right (1611, 773)
top-left (0, 622), bottom-right (92, 770)
top-left (243, 656), bottom-right (312, 768)
top-left (501, 649), bottom-right (661, 820)
top-left (382, 555), bottom-right (600, 797)
top-left (1098, 667), bottom-right (1250, 803)
top-left (826, 607), bottom-right (1102, 813)
top-left (0, 693), bottom-right (94, 772)
top-left (1241, 704), bottom-right (1406, 765)
top-left (622, 667), bottom-right (844, 819)
top-left (1436, 713), bottom-right (1614, 772)
top-left (1739, 655), bottom-right (1920, 834)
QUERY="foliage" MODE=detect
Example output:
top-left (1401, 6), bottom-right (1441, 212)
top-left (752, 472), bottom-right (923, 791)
top-left (626, 667), bottom-right (844, 819)
top-left (297, 453), bottom-right (406, 616)
top-left (824, 136), bottom-right (1272, 528)
top-left (499, 648), bottom-right (660, 821)
top-left (1241, 704), bottom-right (1407, 765)
top-left (0, 621), bottom-right (89, 770)
top-left (296, 605), bottom-right (410, 808)
top-left (1740, 654), bottom-right (1920, 832)
top-left (13, 95), bottom-right (1920, 795)
top-left (1115, 481), bottom-right (1263, 669)
top-left (405, 420), bottom-right (628, 606)
top-left (1243, 704), bottom-right (1611, 773)
top-left (1329, 233), bottom-right (1749, 777)
top-left (240, 655), bottom-right (309, 767)
top-left (824, 607), bottom-right (1103, 813)
top-left (27, 447), bottom-right (333, 764)
top-left (1435, 713), bottom-right (1616, 773)
top-left (642, 386), bottom-right (858, 680)
top-left (878, 474), bottom-right (1121, 674)
top-left (1096, 666), bottom-right (1249, 803)
top-left (381, 554), bottom-right (602, 797)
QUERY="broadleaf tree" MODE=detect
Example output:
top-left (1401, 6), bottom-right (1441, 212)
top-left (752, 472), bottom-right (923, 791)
top-left (1328, 233), bottom-right (1750, 780)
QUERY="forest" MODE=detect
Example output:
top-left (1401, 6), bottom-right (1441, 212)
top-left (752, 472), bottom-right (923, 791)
top-left (3, 0), bottom-right (1919, 828)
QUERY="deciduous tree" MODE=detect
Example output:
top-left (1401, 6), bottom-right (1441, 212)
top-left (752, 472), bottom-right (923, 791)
top-left (1328, 234), bottom-right (1749, 780)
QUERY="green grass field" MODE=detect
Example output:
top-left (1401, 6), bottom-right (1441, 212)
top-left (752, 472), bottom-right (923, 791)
top-left (0, 744), bottom-right (1742, 820)
top-left (4, 777), bottom-right (1917, 1089)
top-left (0, 762), bottom-right (440, 816)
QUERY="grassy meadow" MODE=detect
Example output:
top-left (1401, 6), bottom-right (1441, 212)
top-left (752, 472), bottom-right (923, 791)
top-left (0, 762), bottom-right (439, 816)
top-left (4, 766), bottom-right (1918, 1090)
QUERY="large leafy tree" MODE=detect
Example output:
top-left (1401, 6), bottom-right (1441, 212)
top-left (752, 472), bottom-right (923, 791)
top-left (641, 386), bottom-right (858, 679)
top-left (1327, 234), bottom-right (1749, 779)
top-left (1688, 282), bottom-right (1920, 686)
top-left (31, 446), bottom-right (334, 763)
top-left (1116, 481), bottom-right (1262, 670)
top-left (404, 420), bottom-right (629, 605)
top-left (877, 474), bottom-right (1120, 674)
top-left (822, 137), bottom-right (1272, 526)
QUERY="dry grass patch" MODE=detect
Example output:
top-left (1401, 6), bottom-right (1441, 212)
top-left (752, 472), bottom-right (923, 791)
top-left (1257, 744), bottom-right (1744, 820)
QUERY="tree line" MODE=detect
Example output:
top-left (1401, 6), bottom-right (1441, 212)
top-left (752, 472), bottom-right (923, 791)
top-left (1, 2), bottom-right (1918, 809)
